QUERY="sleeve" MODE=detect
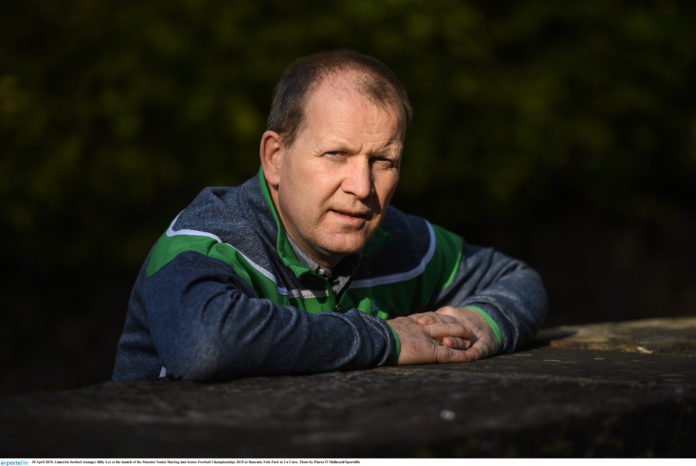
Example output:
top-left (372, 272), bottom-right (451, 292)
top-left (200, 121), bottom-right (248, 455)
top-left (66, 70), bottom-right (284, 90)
top-left (143, 251), bottom-right (397, 381)
top-left (429, 229), bottom-right (548, 353)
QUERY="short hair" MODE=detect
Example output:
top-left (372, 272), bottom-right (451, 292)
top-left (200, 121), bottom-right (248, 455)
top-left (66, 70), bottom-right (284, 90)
top-left (267, 50), bottom-right (413, 148)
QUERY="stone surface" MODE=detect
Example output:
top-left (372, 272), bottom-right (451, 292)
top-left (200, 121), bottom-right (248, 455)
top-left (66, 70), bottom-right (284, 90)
top-left (1, 318), bottom-right (695, 458)
top-left (538, 317), bottom-right (696, 353)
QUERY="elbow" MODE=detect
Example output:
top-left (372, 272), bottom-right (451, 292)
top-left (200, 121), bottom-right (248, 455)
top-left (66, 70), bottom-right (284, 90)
top-left (162, 332), bottom-right (247, 382)
top-left (530, 268), bottom-right (549, 328)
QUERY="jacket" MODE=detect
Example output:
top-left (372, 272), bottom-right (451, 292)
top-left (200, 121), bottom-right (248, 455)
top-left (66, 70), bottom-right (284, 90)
top-left (112, 170), bottom-right (547, 380)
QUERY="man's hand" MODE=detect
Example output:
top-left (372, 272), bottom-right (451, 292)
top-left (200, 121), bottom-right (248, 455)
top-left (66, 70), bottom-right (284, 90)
top-left (387, 307), bottom-right (501, 365)
top-left (387, 312), bottom-right (477, 365)
top-left (422, 306), bottom-right (501, 361)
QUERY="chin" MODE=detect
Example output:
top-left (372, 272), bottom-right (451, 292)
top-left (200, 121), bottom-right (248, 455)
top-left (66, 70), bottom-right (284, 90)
top-left (324, 238), bottom-right (370, 257)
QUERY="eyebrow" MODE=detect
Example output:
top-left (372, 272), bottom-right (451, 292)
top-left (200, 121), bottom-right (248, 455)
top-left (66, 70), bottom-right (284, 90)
top-left (368, 146), bottom-right (400, 158)
top-left (320, 137), bottom-right (402, 157)
top-left (370, 141), bottom-right (402, 157)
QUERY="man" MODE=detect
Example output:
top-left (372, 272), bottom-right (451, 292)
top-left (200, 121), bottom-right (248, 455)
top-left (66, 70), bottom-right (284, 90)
top-left (112, 50), bottom-right (547, 381)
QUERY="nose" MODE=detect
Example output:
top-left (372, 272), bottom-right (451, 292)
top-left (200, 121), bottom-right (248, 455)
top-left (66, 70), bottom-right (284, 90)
top-left (341, 157), bottom-right (373, 199)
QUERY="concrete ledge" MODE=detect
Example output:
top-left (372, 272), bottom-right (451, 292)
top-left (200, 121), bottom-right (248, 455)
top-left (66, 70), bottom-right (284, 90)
top-left (1, 318), bottom-right (695, 457)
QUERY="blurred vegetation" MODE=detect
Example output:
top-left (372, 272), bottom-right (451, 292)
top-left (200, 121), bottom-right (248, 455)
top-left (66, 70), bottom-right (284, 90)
top-left (2, 0), bottom-right (696, 395)
top-left (2, 0), bottom-right (696, 272)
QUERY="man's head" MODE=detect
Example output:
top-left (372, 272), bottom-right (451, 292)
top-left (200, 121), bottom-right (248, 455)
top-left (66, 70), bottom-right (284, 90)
top-left (266, 50), bottom-right (412, 149)
top-left (260, 51), bottom-right (411, 268)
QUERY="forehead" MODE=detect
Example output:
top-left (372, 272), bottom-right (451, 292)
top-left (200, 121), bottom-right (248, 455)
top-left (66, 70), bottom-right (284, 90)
top-left (307, 72), bottom-right (371, 109)
top-left (302, 72), bottom-right (401, 135)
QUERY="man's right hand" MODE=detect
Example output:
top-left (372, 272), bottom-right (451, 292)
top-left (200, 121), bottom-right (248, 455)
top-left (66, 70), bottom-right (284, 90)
top-left (387, 313), bottom-right (477, 365)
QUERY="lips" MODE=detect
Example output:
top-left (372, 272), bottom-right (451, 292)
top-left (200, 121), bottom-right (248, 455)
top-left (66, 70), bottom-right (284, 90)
top-left (330, 209), bottom-right (374, 228)
top-left (331, 209), bottom-right (372, 220)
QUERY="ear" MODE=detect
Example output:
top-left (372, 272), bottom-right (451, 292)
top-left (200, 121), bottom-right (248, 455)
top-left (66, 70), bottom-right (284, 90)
top-left (259, 130), bottom-right (284, 187)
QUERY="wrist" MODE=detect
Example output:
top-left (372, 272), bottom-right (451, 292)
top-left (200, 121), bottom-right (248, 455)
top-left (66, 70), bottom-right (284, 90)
top-left (465, 306), bottom-right (503, 347)
top-left (387, 323), bottom-right (401, 364)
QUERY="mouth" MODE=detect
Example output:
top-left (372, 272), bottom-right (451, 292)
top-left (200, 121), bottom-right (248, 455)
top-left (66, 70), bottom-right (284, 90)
top-left (330, 209), bottom-right (373, 222)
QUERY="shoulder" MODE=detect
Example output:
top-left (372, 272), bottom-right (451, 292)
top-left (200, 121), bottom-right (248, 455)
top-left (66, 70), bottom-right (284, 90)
top-left (173, 185), bottom-right (243, 237)
top-left (145, 176), bottom-right (277, 275)
top-left (171, 177), bottom-right (266, 243)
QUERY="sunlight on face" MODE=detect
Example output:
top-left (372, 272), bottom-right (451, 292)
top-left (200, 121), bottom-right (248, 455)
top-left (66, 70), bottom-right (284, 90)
top-left (272, 72), bottom-right (403, 268)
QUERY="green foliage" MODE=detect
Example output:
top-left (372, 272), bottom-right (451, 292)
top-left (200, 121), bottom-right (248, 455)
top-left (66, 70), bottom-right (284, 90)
top-left (2, 0), bottom-right (696, 270)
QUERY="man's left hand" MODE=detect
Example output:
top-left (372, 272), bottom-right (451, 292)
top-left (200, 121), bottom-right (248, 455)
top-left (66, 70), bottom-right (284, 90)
top-left (414, 306), bottom-right (501, 361)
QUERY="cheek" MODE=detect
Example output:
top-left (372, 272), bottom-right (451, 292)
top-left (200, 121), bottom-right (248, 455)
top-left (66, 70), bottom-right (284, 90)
top-left (375, 173), bottom-right (400, 204)
top-left (286, 158), bottom-right (333, 196)
top-left (278, 179), bottom-right (321, 226)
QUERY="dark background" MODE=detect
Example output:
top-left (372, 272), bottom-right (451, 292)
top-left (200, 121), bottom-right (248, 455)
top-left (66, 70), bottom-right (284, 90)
top-left (2, 0), bottom-right (695, 395)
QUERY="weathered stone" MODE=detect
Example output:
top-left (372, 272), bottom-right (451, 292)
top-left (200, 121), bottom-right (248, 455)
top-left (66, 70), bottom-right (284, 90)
top-left (539, 317), bottom-right (696, 353)
top-left (1, 342), bottom-right (694, 457)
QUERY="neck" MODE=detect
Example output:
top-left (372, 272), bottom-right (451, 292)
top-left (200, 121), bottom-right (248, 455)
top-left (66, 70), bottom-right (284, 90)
top-left (287, 231), bottom-right (344, 269)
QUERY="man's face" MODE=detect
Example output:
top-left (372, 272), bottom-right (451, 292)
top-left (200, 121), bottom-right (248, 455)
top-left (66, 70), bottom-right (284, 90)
top-left (265, 73), bottom-right (403, 268)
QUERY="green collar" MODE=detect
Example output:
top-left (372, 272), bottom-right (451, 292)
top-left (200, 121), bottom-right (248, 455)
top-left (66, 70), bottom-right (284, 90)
top-left (257, 167), bottom-right (392, 279)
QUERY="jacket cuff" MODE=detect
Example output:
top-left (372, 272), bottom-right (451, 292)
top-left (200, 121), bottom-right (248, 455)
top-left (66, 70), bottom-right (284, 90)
top-left (387, 323), bottom-right (401, 365)
top-left (465, 306), bottom-right (503, 346)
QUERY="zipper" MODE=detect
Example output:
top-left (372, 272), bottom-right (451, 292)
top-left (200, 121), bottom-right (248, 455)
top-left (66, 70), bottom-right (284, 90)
top-left (333, 275), bottom-right (355, 313)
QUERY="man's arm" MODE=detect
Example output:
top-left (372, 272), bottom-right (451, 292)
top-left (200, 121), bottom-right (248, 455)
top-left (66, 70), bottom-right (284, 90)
top-left (129, 250), bottom-right (484, 380)
top-left (390, 239), bottom-right (547, 365)
top-left (433, 241), bottom-right (547, 356)
top-left (137, 251), bottom-right (397, 380)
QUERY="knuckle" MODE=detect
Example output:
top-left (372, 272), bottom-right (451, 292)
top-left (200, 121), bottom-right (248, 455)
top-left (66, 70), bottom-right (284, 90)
top-left (437, 306), bottom-right (456, 315)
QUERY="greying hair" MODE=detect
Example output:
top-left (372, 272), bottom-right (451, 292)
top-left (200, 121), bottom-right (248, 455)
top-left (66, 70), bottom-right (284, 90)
top-left (266, 50), bottom-right (412, 148)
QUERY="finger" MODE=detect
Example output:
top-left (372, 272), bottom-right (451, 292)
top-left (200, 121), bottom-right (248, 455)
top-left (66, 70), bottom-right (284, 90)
top-left (436, 335), bottom-right (500, 363)
top-left (415, 314), bottom-right (436, 325)
top-left (442, 336), bottom-right (473, 350)
top-left (411, 313), bottom-right (475, 340)
top-left (434, 306), bottom-right (459, 315)
top-left (460, 338), bottom-right (497, 361)
top-left (434, 345), bottom-right (475, 364)
top-left (426, 321), bottom-right (476, 341)
top-left (413, 312), bottom-right (458, 326)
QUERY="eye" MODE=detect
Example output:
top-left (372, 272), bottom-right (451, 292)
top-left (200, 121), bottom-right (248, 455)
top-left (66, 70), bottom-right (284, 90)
top-left (324, 151), bottom-right (347, 160)
top-left (373, 156), bottom-right (396, 168)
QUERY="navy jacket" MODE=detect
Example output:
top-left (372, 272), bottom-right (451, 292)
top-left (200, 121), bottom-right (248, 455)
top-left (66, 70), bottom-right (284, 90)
top-left (113, 172), bottom-right (547, 380)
